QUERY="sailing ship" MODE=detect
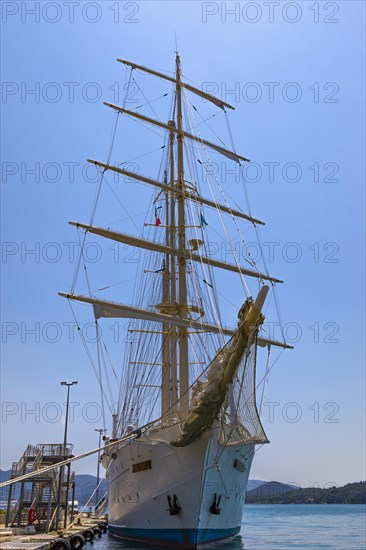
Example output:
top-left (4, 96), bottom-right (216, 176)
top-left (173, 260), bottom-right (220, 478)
top-left (60, 54), bottom-right (292, 548)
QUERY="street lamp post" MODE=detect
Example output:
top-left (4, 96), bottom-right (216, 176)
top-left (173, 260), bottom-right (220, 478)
top-left (55, 381), bottom-right (78, 530)
top-left (94, 428), bottom-right (106, 510)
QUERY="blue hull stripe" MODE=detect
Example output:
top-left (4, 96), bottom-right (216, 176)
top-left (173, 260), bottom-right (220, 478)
top-left (108, 525), bottom-right (240, 548)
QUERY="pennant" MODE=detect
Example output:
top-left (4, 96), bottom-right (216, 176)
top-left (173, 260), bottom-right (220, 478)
top-left (200, 212), bottom-right (208, 227)
top-left (155, 205), bottom-right (162, 226)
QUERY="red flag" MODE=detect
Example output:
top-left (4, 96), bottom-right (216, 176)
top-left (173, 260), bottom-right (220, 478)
top-left (155, 206), bottom-right (162, 226)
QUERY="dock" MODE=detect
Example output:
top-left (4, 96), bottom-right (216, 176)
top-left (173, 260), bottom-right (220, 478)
top-left (1, 443), bottom-right (109, 550)
top-left (0, 519), bottom-right (108, 550)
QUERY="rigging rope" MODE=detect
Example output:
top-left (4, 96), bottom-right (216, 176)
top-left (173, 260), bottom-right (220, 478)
top-left (259, 345), bottom-right (271, 418)
top-left (67, 301), bottom-right (112, 411)
top-left (130, 73), bottom-right (163, 122)
top-left (182, 87), bottom-right (252, 297)
top-left (95, 320), bottom-right (107, 430)
top-left (70, 105), bottom-right (120, 295)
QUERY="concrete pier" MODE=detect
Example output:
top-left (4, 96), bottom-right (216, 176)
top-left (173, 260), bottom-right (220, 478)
top-left (0, 519), bottom-right (107, 550)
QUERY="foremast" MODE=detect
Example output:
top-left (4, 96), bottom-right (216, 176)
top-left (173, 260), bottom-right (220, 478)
top-left (175, 54), bottom-right (189, 419)
top-left (168, 120), bottom-right (178, 408)
top-left (161, 54), bottom-right (190, 419)
top-left (161, 119), bottom-right (178, 416)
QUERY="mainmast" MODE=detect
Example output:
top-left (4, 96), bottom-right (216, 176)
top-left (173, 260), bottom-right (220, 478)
top-left (168, 121), bottom-right (178, 407)
top-left (161, 168), bottom-right (170, 416)
top-left (161, 120), bottom-right (178, 416)
top-left (176, 54), bottom-right (189, 418)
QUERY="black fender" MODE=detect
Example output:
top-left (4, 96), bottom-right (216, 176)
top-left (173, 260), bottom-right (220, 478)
top-left (52, 538), bottom-right (71, 550)
top-left (92, 527), bottom-right (102, 539)
top-left (70, 534), bottom-right (85, 550)
top-left (82, 529), bottom-right (94, 542)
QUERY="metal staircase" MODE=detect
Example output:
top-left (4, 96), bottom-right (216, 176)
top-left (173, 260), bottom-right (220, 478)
top-left (5, 443), bottom-right (75, 532)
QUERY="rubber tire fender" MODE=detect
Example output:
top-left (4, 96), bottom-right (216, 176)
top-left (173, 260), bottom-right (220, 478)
top-left (82, 529), bottom-right (94, 542)
top-left (70, 534), bottom-right (85, 550)
top-left (98, 524), bottom-right (107, 534)
top-left (52, 538), bottom-right (71, 550)
top-left (92, 527), bottom-right (102, 539)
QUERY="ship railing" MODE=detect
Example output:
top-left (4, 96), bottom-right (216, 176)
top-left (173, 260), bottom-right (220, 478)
top-left (11, 444), bottom-right (40, 478)
top-left (36, 443), bottom-right (74, 457)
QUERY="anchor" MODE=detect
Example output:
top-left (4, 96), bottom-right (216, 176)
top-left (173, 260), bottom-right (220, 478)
top-left (166, 494), bottom-right (181, 515)
top-left (209, 493), bottom-right (221, 515)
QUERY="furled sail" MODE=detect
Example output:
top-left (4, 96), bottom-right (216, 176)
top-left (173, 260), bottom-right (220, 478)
top-left (104, 103), bottom-right (249, 163)
top-left (117, 58), bottom-right (235, 111)
top-left (87, 159), bottom-right (265, 225)
top-left (171, 285), bottom-right (268, 447)
top-left (68, 222), bottom-right (283, 284)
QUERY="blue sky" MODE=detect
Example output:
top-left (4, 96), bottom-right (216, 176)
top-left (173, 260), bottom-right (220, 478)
top-left (1, 1), bottom-right (365, 488)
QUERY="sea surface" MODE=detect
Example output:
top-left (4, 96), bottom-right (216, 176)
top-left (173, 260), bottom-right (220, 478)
top-left (91, 504), bottom-right (365, 549)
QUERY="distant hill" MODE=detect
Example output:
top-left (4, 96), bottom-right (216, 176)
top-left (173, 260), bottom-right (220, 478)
top-left (0, 470), bottom-right (11, 484)
top-left (246, 481), bottom-right (366, 504)
top-left (73, 474), bottom-right (108, 505)
top-left (246, 481), bottom-right (296, 502)
top-left (0, 470), bottom-right (18, 501)
top-left (247, 479), bottom-right (266, 492)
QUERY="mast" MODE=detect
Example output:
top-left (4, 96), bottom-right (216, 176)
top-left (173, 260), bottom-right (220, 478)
top-left (176, 54), bottom-right (189, 417)
top-left (168, 120), bottom-right (178, 407)
top-left (161, 168), bottom-right (170, 416)
top-left (160, 121), bottom-right (178, 417)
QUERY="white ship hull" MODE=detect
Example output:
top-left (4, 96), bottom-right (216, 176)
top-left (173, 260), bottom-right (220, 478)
top-left (106, 427), bottom-right (255, 548)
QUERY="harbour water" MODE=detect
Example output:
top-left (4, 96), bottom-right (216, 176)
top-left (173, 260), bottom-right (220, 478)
top-left (92, 504), bottom-right (365, 549)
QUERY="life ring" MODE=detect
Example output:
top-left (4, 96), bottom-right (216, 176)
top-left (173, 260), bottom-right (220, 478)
top-left (92, 527), bottom-right (102, 539)
top-left (27, 508), bottom-right (36, 525)
top-left (52, 538), bottom-right (71, 550)
top-left (70, 533), bottom-right (85, 550)
top-left (82, 529), bottom-right (94, 542)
